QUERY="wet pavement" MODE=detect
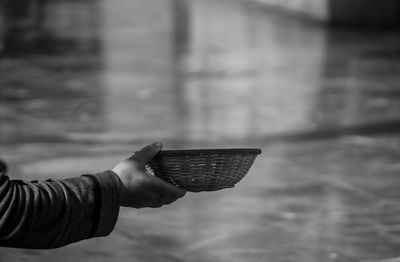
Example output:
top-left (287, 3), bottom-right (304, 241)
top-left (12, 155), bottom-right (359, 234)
top-left (1, 0), bottom-right (400, 261)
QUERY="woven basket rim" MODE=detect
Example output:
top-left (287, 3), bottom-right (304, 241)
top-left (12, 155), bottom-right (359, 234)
top-left (155, 148), bottom-right (262, 156)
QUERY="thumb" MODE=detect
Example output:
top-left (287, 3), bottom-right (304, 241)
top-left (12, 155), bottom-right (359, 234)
top-left (131, 142), bottom-right (162, 165)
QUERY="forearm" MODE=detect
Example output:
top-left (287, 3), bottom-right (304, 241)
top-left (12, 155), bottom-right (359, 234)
top-left (0, 171), bottom-right (121, 249)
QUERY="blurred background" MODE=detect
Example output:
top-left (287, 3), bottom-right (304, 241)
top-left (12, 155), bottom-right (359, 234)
top-left (1, 0), bottom-right (400, 261)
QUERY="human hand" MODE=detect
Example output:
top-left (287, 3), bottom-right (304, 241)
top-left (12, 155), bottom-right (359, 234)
top-left (112, 142), bottom-right (186, 208)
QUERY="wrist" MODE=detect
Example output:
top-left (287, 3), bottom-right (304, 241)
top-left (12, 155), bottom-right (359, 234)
top-left (109, 169), bottom-right (127, 206)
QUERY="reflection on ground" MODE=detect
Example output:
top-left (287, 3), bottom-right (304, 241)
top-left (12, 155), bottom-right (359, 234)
top-left (1, 0), bottom-right (400, 261)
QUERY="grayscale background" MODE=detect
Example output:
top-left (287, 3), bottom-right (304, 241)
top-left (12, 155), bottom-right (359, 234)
top-left (1, 0), bottom-right (400, 261)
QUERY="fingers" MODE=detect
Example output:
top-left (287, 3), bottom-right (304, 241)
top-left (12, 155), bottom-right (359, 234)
top-left (130, 142), bottom-right (162, 165)
top-left (147, 175), bottom-right (187, 200)
top-left (146, 194), bottom-right (176, 208)
top-left (139, 178), bottom-right (186, 208)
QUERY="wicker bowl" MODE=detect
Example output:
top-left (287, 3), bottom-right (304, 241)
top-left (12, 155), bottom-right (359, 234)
top-left (146, 148), bottom-right (261, 192)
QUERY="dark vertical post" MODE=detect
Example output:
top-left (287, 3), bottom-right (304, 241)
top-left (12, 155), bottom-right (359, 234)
top-left (173, 0), bottom-right (190, 55)
top-left (171, 0), bottom-right (190, 144)
top-left (328, 0), bottom-right (400, 28)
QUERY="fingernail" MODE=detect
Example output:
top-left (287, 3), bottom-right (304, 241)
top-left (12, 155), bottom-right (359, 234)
top-left (153, 142), bottom-right (162, 149)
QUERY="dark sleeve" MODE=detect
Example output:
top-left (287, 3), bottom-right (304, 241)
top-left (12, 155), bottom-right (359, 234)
top-left (0, 169), bottom-right (121, 249)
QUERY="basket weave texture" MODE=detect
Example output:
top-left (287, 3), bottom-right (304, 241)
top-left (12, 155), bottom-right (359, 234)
top-left (147, 148), bottom-right (261, 192)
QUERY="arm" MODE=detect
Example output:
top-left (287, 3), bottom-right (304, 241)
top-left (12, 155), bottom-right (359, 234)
top-left (0, 170), bottom-right (121, 249)
top-left (0, 142), bottom-right (186, 249)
